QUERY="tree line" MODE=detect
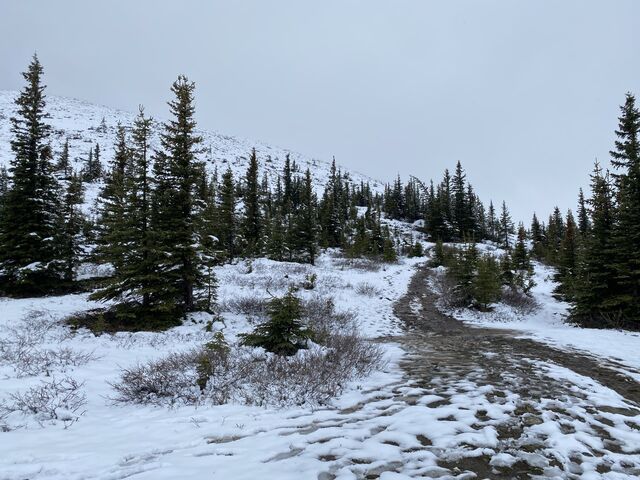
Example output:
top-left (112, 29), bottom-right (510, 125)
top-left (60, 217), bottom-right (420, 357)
top-left (530, 94), bottom-right (640, 330)
top-left (0, 56), bottom-right (401, 327)
top-left (382, 160), bottom-right (517, 248)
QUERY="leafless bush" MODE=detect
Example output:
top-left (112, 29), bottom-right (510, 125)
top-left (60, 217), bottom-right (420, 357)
top-left (500, 287), bottom-right (538, 314)
top-left (301, 296), bottom-right (357, 343)
top-left (355, 282), bottom-right (381, 297)
top-left (111, 351), bottom-right (202, 406)
top-left (0, 345), bottom-right (95, 378)
top-left (221, 273), bottom-right (292, 291)
top-left (112, 333), bottom-right (383, 408)
top-left (241, 338), bottom-right (383, 407)
top-left (0, 376), bottom-right (87, 427)
top-left (429, 270), bottom-right (465, 308)
top-left (333, 257), bottom-right (381, 272)
top-left (0, 311), bottom-right (96, 377)
top-left (314, 274), bottom-right (350, 292)
top-left (252, 262), bottom-right (311, 276)
top-left (223, 296), bottom-right (268, 320)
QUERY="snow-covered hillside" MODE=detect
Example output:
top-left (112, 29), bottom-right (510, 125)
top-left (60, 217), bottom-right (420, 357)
top-left (0, 90), bottom-right (382, 193)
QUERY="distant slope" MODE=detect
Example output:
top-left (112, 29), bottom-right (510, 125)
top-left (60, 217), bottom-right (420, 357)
top-left (0, 90), bottom-right (382, 194)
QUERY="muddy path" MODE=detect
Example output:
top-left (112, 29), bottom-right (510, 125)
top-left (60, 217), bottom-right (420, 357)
top-left (391, 263), bottom-right (640, 478)
top-left (395, 264), bottom-right (640, 405)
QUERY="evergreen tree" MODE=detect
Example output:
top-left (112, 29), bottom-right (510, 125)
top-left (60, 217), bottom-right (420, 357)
top-left (452, 161), bottom-right (467, 238)
top-left (239, 288), bottom-right (312, 356)
top-left (577, 188), bottom-right (590, 236)
top-left (530, 213), bottom-right (544, 258)
top-left (450, 242), bottom-right (478, 304)
top-left (545, 207), bottom-right (565, 264)
top-left (292, 168), bottom-right (317, 264)
top-left (573, 163), bottom-right (617, 323)
top-left (56, 139), bottom-right (71, 179)
top-left (0, 167), bottom-right (8, 202)
top-left (266, 207), bottom-right (286, 261)
top-left (512, 224), bottom-right (530, 271)
top-left (557, 210), bottom-right (578, 298)
top-left (0, 55), bottom-right (64, 293)
top-left (441, 168), bottom-right (453, 236)
top-left (217, 167), bottom-right (237, 260)
top-left (58, 172), bottom-right (85, 282)
top-left (487, 201), bottom-right (498, 242)
top-left (497, 201), bottom-right (514, 249)
top-left (609, 93), bottom-right (640, 325)
top-left (92, 126), bottom-right (130, 279)
top-left (500, 251), bottom-right (514, 287)
top-left (153, 76), bottom-right (204, 313)
top-left (473, 254), bottom-right (501, 310)
top-left (82, 144), bottom-right (103, 182)
top-left (119, 108), bottom-right (159, 311)
top-left (242, 148), bottom-right (262, 256)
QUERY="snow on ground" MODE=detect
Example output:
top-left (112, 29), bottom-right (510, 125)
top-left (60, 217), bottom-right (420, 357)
top-left (436, 244), bottom-right (640, 381)
top-left (0, 252), bottom-right (425, 480)
top-left (0, 90), bottom-right (383, 197)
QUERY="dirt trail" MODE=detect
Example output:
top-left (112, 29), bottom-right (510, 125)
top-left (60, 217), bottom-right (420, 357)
top-left (392, 263), bottom-right (640, 478)
top-left (395, 264), bottom-right (640, 405)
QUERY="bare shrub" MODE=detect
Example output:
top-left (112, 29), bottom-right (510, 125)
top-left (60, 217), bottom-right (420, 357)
top-left (255, 262), bottom-right (311, 276)
top-left (355, 282), bottom-right (381, 297)
top-left (500, 287), bottom-right (538, 314)
top-left (241, 337), bottom-right (383, 407)
top-left (314, 274), bottom-right (350, 292)
top-left (221, 273), bottom-right (292, 291)
top-left (301, 296), bottom-right (356, 343)
top-left (429, 270), bottom-right (464, 308)
top-left (223, 296), bottom-right (268, 320)
top-left (0, 311), bottom-right (96, 377)
top-left (112, 333), bottom-right (383, 408)
top-left (333, 257), bottom-right (381, 272)
top-left (0, 376), bottom-right (87, 427)
top-left (111, 352), bottom-right (201, 406)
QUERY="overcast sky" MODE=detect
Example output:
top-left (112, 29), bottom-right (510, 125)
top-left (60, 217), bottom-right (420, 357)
top-left (1, 1), bottom-right (639, 222)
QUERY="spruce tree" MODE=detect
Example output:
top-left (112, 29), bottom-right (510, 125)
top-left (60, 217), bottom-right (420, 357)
top-left (82, 144), bottom-right (103, 182)
top-left (58, 172), bottom-right (85, 282)
top-left (56, 139), bottom-right (71, 179)
top-left (557, 210), bottom-right (577, 299)
top-left (217, 167), bottom-right (237, 260)
top-left (94, 107), bottom-right (167, 318)
top-left (92, 126), bottom-right (130, 280)
top-left (609, 93), bottom-right (640, 325)
top-left (0, 167), bottom-right (8, 202)
top-left (577, 188), bottom-right (590, 236)
top-left (530, 213), bottom-right (544, 258)
top-left (573, 163), bottom-right (617, 323)
top-left (487, 201), bottom-right (498, 242)
top-left (239, 288), bottom-right (312, 356)
top-left (512, 224), bottom-right (530, 271)
top-left (0, 55), bottom-right (64, 293)
top-left (473, 254), bottom-right (501, 310)
top-left (154, 76), bottom-right (204, 313)
top-left (293, 168), bottom-right (317, 264)
top-left (497, 201), bottom-right (514, 249)
top-left (242, 148), bottom-right (262, 256)
top-left (452, 161), bottom-right (467, 238)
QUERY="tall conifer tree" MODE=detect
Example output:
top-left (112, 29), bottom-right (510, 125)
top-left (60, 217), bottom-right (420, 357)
top-left (0, 55), bottom-right (63, 293)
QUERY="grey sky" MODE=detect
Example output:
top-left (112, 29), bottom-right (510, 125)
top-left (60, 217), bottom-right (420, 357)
top-left (1, 0), bottom-right (639, 223)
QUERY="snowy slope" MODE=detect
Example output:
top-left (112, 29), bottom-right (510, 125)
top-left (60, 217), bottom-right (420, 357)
top-left (0, 90), bottom-right (383, 194)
